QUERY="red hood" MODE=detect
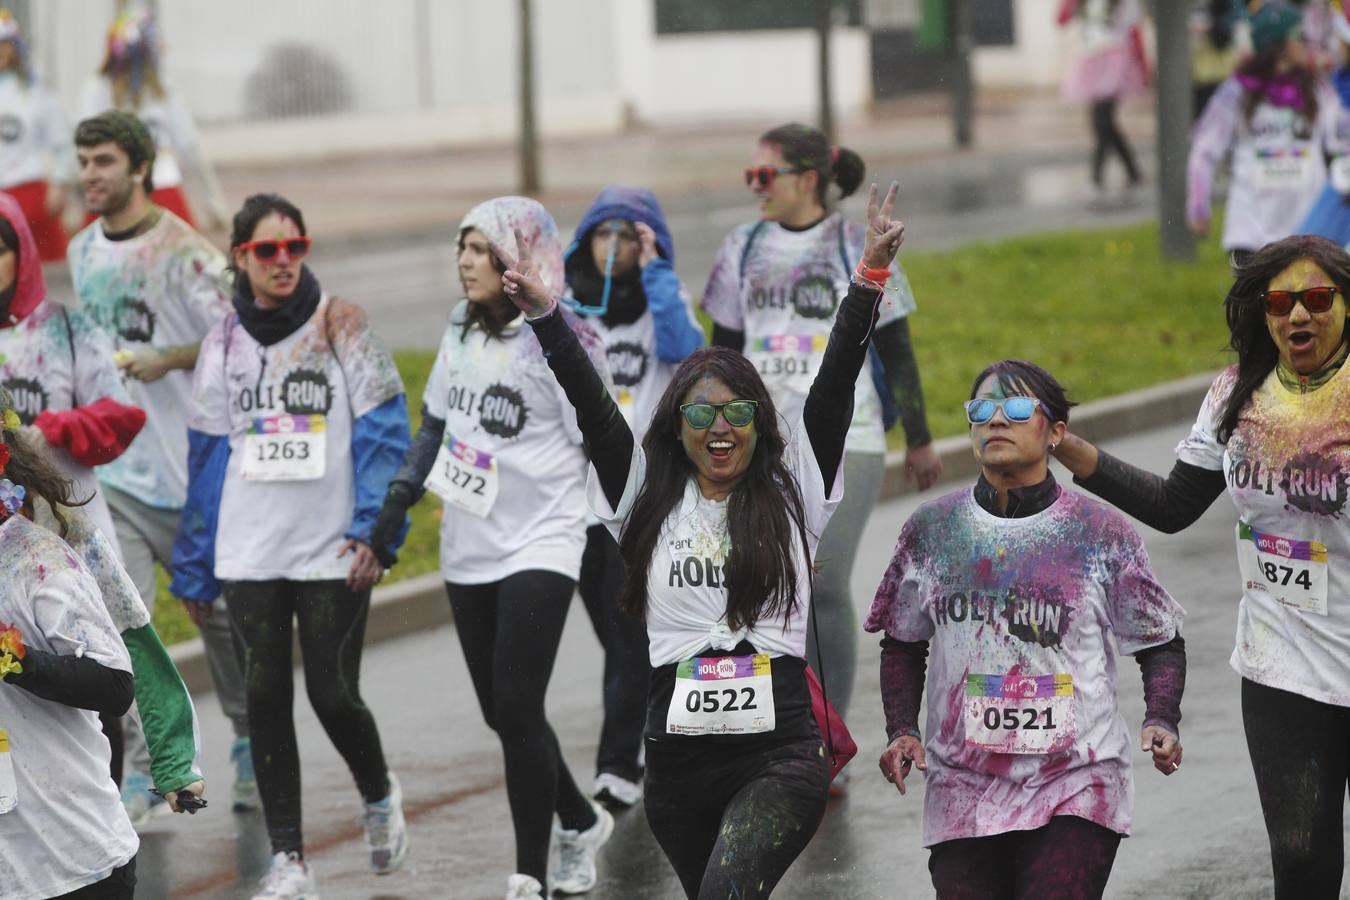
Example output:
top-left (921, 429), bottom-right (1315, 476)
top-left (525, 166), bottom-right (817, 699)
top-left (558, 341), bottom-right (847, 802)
top-left (0, 191), bottom-right (45, 326)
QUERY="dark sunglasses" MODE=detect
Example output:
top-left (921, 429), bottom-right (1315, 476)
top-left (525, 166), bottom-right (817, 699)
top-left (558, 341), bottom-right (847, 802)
top-left (1262, 286), bottom-right (1338, 317)
top-left (680, 400), bottom-right (758, 430)
top-left (239, 236), bottom-right (312, 261)
top-left (744, 165), bottom-right (805, 189)
top-left (964, 397), bottom-right (1041, 425)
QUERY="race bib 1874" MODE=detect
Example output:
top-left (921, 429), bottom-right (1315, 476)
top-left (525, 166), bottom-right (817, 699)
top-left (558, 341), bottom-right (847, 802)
top-left (241, 414), bottom-right (326, 481)
top-left (666, 653), bottom-right (774, 736)
top-left (964, 672), bottom-right (1075, 755)
top-left (425, 433), bottom-right (499, 518)
top-left (1237, 521), bottom-right (1329, 616)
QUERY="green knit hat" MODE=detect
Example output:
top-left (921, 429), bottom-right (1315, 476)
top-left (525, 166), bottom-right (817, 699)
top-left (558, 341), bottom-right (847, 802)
top-left (1249, 1), bottom-right (1304, 54)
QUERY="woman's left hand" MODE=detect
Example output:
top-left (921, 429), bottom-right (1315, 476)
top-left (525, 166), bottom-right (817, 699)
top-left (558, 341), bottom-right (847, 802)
top-left (904, 443), bottom-right (943, 490)
top-left (340, 540), bottom-right (385, 591)
top-left (490, 228), bottom-right (555, 319)
top-left (860, 181), bottom-right (905, 271)
top-left (1141, 724), bottom-right (1183, 776)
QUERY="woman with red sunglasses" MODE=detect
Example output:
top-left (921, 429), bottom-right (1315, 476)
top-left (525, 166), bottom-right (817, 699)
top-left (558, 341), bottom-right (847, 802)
top-left (702, 123), bottom-right (941, 793)
top-left (173, 193), bottom-right (412, 898)
top-left (1053, 234), bottom-right (1350, 898)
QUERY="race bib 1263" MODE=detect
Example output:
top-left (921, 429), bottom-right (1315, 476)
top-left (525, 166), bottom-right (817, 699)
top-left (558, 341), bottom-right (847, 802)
top-left (1237, 521), bottom-right (1329, 616)
top-left (425, 433), bottom-right (499, 518)
top-left (964, 672), bottom-right (1075, 754)
top-left (241, 414), bottom-right (326, 482)
top-left (666, 653), bottom-right (774, 736)
top-left (0, 728), bottom-right (16, 814)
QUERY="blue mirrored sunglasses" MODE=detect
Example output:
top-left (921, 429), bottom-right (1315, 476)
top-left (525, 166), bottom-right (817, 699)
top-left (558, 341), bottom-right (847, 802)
top-left (964, 397), bottom-right (1041, 425)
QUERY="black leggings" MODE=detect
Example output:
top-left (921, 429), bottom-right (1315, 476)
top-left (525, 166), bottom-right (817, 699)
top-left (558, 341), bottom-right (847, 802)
top-left (1242, 678), bottom-right (1350, 899)
top-left (224, 579), bottom-right (390, 856)
top-left (446, 570), bottom-right (597, 884)
top-left (644, 735), bottom-right (830, 899)
top-left (578, 525), bottom-right (650, 782)
top-left (1090, 97), bottom-right (1140, 187)
top-left (928, 815), bottom-right (1121, 900)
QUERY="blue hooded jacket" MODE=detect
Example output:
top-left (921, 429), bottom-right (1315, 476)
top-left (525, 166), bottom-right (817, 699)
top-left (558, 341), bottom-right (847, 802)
top-left (563, 185), bottom-right (702, 363)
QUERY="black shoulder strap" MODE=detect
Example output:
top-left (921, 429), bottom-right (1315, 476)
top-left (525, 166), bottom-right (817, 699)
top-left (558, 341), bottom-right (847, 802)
top-left (737, 220), bottom-right (770, 280)
top-left (61, 308), bottom-right (78, 407)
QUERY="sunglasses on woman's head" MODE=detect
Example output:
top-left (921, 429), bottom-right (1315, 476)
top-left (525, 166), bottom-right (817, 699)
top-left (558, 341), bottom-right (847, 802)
top-left (680, 400), bottom-right (758, 430)
top-left (1262, 286), bottom-right (1338, 316)
top-left (744, 166), bottom-right (804, 189)
top-left (239, 236), bottom-right (312, 261)
top-left (964, 397), bottom-right (1041, 425)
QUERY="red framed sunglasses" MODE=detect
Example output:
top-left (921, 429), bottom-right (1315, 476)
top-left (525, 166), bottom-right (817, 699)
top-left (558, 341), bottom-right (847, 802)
top-left (744, 165), bottom-right (805, 189)
top-left (239, 236), bottom-right (312, 261)
top-left (1262, 286), bottom-right (1339, 316)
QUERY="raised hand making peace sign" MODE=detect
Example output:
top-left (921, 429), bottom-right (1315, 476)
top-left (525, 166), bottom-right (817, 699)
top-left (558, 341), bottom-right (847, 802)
top-left (860, 181), bottom-right (906, 272)
top-left (489, 228), bottom-right (556, 319)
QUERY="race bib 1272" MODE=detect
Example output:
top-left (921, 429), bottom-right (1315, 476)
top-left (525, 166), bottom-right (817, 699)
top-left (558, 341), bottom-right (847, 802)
top-left (425, 433), bottom-right (499, 518)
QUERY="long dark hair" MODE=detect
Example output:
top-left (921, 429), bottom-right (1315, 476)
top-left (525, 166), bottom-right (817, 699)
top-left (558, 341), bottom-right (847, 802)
top-left (455, 231), bottom-right (515, 341)
top-left (228, 193), bottom-right (307, 294)
top-left (759, 123), bottom-right (865, 207)
top-left (1236, 43), bottom-right (1319, 125)
top-left (1218, 235), bottom-right (1350, 442)
top-left (618, 347), bottom-right (810, 631)
top-left (0, 421), bottom-right (89, 538)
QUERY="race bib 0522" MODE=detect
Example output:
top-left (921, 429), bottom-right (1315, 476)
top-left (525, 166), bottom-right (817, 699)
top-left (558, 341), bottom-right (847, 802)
top-left (666, 653), bottom-right (774, 736)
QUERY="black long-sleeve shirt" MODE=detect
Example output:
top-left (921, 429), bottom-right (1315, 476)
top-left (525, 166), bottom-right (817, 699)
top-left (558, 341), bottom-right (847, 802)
top-left (4, 649), bottom-right (134, 716)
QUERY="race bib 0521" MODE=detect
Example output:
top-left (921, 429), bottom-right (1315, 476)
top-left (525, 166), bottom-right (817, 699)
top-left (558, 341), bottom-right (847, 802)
top-left (964, 672), bottom-right (1075, 755)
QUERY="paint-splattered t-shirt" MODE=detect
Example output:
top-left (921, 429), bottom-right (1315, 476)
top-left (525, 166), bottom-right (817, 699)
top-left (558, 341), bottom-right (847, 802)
top-left (1177, 364), bottom-right (1350, 707)
top-left (0, 74), bottom-right (72, 189)
top-left (701, 213), bottom-right (914, 454)
top-left (590, 417), bottom-right (842, 666)
top-left (423, 301), bottom-right (612, 584)
top-left (0, 515), bottom-right (138, 899)
top-left (0, 298), bottom-right (131, 546)
top-left (865, 486), bottom-right (1184, 846)
top-left (68, 212), bottom-right (231, 509)
top-left (190, 295), bottom-right (403, 582)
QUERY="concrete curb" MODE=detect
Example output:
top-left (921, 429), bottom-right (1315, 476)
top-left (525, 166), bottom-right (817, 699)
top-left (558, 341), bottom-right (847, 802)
top-left (173, 370), bottom-right (1220, 696)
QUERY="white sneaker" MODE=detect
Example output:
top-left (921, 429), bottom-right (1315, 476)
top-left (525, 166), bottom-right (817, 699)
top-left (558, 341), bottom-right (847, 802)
top-left (362, 772), bottom-right (409, 874)
top-left (504, 873), bottom-right (546, 899)
top-left (551, 801), bottom-right (614, 894)
top-left (592, 772), bottom-right (641, 808)
top-left (251, 851), bottom-right (318, 900)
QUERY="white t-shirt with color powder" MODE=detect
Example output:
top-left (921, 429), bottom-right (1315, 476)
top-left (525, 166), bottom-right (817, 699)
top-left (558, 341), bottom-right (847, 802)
top-left (589, 419), bottom-right (842, 667)
top-left (67, 211), bottom-right (232, 509)
top-left (423, 302), bottom-right (612, 584)
top-left (1177, 364), bottom-right (1350, 707)
top-left (0, 515), bottom-right (138, 900)
top-left (701, 213), bottom-right (915, 455)
top-left (864, 486), bottom-right (1185, 847)
top-left (189, 295), bottom-right (404, 582)
top-left (0, 299), bottom-right (132, 547)
top-left (0, 74), bottom-right (72, 189)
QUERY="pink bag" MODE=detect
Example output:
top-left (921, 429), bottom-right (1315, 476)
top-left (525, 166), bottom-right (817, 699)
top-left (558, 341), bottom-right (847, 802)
top-left (805, 664), bottom-right (857, 781)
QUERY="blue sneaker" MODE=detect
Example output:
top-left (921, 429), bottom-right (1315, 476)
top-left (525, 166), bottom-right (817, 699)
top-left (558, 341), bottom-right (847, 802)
top-left (120, 771), bottom-right (169, 827)
top-left (231, 736), bottom-right (260, 812)
top-left (361, 772), bottom-right (408, 875)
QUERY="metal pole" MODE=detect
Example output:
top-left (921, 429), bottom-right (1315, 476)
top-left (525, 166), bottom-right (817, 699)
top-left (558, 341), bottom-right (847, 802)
top-left (518, 0), bottom-right (541, 194)
top-left (416, 0), bottom-right (433, 110)
top-left (949, 0), bottom-right (974, 148)
top-left (1154, 0), bottom-right (1195, 261)
top-left (816, 0), bottom-right (835, 143)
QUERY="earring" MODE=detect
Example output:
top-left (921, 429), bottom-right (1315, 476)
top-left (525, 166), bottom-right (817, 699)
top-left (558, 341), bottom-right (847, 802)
top-left (1049, 442), bottom-right (1058, 452)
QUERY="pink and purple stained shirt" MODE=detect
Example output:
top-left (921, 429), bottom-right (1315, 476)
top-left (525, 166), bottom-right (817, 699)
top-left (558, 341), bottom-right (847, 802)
top-left (865, 486), bottom-right (1184, 846)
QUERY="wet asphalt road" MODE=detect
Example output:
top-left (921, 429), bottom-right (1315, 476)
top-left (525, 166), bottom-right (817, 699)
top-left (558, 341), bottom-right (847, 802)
top-left (135, 422), bottom-right (1350, 899)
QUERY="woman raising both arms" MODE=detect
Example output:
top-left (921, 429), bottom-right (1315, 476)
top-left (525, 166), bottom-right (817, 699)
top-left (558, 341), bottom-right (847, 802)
top-left (492, 183), bottom-right (905, 899)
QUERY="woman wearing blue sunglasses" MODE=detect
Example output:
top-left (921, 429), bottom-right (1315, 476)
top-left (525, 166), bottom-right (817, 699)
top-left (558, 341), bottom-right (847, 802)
top-left (866, 358), bottom-right (1188, 900)
top-left (492, 183), bottom-right (903, 899)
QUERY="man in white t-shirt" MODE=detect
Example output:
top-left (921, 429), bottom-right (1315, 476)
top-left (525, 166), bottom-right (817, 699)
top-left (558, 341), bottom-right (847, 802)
top-left (67, 110), bottom-right (253, 819)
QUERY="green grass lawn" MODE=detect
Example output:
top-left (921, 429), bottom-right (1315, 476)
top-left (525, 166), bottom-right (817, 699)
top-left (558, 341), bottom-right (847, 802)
top-left (150, 219), bottom-right (1235, 643)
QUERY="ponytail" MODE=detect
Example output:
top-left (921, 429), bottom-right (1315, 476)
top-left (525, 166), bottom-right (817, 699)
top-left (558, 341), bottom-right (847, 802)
top-left (759, 123), bottom-right (866, 205)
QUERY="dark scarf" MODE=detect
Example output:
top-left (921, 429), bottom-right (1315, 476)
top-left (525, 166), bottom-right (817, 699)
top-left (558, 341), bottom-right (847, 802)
top-left (569, 263), bottom-right (647, 327)
top-left (974, 471), bottom-right (1061, 519)
top-left (0, 283), bottom-right (13, 326)
top-left (232, 266), bottom-right (323, 346)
